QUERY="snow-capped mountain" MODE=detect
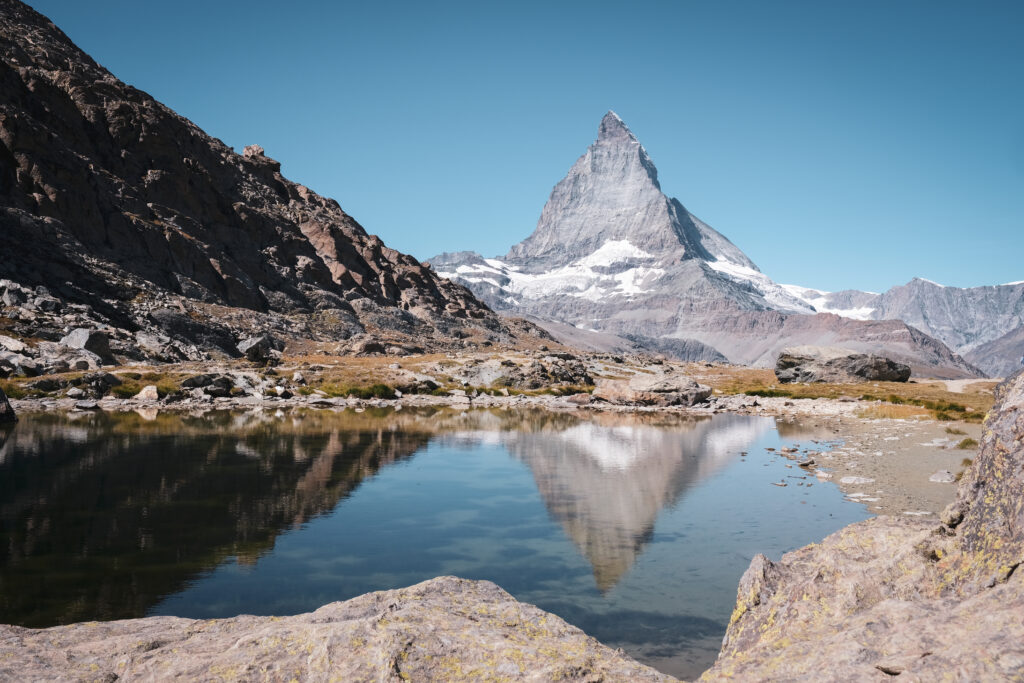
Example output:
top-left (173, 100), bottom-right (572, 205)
top-left (437, 112), bottom-right (812, 316)
top-left (432, 112), bottom-right (988, 378)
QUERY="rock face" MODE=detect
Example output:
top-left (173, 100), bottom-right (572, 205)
top-left (432, 114), bottom-right (981, 378)
top-left (593, 371), bottom-right (712, 406)
top-left (0, 1), bottom-right (530, 361)
top-left (0, 576), bottom-right (673, 682)
top-left (774, 346), bottom-right (911, 383)
top-left (58, 328), bottom-right (113, 363)
top-left (964, 323), bottom-right (1024, 379)
top-left (703, 370), bottom-right (1024, 680)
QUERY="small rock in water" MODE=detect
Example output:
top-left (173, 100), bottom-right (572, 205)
top-left (929, 470), bottom-right (956, 483)
top-left (798, 459), bottom-right (815, 468)
top-left (771, 481), bottom-right (788, 487)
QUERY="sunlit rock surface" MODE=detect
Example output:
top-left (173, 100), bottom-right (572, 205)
top-left (0, 576), bottom-right (674, 682)
top-left (704, 371), bottom-right (1024, 681)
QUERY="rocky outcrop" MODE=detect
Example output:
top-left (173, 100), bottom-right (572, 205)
top-left (774, 346), bottom-right (911, 383)
top-left (704, 370), bottom-right (1024, 680)
top-left (594, 372), bottom-right (711, 406)
top-left (0, 1), bottom-right (530, 360)
top-left (0, 576), bottom-right (673, 682)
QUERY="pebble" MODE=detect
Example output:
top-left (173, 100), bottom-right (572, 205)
top-left (929, 470), bottom-right (956, 483)
top-left (840, 476), bottom-right (875, 485)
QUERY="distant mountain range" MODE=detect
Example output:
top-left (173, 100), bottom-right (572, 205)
top-left (433, 112), bottom-right (1021, 378)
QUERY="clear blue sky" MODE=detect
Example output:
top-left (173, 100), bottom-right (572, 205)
top-left (27, 0), bottom-right (1024, 292)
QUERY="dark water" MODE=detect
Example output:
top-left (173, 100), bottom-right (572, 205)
top-left (0, 407), bottom-right (868, 679)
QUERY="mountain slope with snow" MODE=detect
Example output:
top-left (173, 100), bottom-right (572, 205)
top-left (432, 112), bottom-right (986, 378)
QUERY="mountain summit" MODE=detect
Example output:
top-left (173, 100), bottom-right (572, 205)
top-left (433, 113), bottom-right (983, 377)
top-left (506, 111), bottom-right (756, 275)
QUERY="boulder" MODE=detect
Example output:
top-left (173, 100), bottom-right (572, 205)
top-left (593, 372), bottom-right (711, 406)
top-left (59, 328), bottom-right (114, 363)
top-left (0, 577), bottom-right (672, 682)
top-left (705, 370), bottom-right (1024, 680)
top-left (775, 345), bottom-right (911, 383)
top-left (181, 373), bottom-right (216, 389)
top-left (0, 386), bottom-right (15, 423)
top-left (237, 334), bottom-right (277, 363)
top-left (0, 335), bottom-right (26, 354)
top-left (134, 385), bottom-right (160, 401)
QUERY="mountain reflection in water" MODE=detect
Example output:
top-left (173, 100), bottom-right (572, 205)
top-left (448, 414), bottom-right (771, 591)
top-left (0, 409), bottom-right (431, 626)
top-left (0, 407), bottom-right (865, 679)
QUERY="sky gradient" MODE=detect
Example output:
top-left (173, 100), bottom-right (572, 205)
top-left (26, 0), bottom-right (1024, 292)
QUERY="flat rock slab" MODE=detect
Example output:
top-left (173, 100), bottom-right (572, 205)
top-left (0, 576), bottom-right (675, 682)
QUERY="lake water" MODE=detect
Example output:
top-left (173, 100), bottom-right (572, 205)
top-left (0, 407), bottom-right (868, 679)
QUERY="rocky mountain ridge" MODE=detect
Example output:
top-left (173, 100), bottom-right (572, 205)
top-left (433, 113), bottom-right (985, 379)
top-left (785, 278), bottom-right (1024, 376)
top-left (0, 0), bottom-right (535, 366)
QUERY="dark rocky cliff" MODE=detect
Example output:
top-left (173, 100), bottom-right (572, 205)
top-left (0, 0), bottom-right (525, 359)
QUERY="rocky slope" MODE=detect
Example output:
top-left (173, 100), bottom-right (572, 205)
top-left (704, 370), bottom-right (1024, 680)
top-left (0, 0), bottom-right (533, 365)
top-left (786, 278), bottom-right (1024, 376)
top-left (964, 323), bottom-right (1024, 378)
top-left (432, 114), bottom-right (982, 378)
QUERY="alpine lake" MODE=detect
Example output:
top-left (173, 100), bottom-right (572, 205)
top-left (0, 406), bottom-right (869, 679)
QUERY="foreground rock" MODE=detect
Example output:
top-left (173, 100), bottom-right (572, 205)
top-left (704, 371), bottom-right (1024, 681)
top-left (775, 345), bottom-right (912, 383)
top-left (0, 386), bottom-right (14, 423)
top-left (594, 372), bottom-right (712, 406)
top-left (0, 576), bottom-right (673, 682)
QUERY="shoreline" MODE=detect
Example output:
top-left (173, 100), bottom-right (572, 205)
top-left (8, 389), bottom-right (980, 519)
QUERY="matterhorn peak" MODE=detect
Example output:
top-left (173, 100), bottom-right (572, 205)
top-left (597, 110), bottom-right (637, 143)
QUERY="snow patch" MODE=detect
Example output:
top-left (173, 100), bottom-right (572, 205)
top-left (779, 284), bottom-right (877, 321)
top-left (437, 239), bottom-right (665, 303)
top-left (706, 260), bottom-right (816, 314)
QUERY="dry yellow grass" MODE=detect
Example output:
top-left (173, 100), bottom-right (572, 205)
top-left (856, 403), bottom-right (932, 420)
top-left (686, 363), bottom-right (996, 422)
